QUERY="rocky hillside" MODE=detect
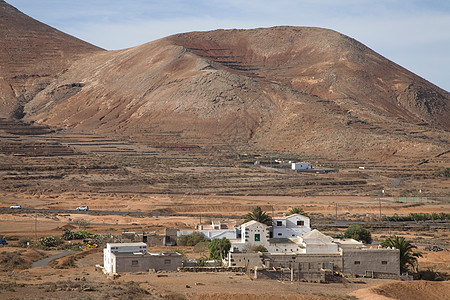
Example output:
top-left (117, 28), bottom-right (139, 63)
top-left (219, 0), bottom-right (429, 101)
top-left (1, 2), bottom-right (449, 162)
top-left (0, 0), bottom-right (103, 118)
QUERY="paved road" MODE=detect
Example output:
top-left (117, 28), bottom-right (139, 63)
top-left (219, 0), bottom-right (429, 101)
top-left (31, 251), bottom-right (75, 268)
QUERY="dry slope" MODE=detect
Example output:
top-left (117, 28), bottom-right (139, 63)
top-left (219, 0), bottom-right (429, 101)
top-left (0, 0), bottom-right (103, 118)
top-left (23, 27), bottom-right (449, 161)
top-left (0, 2), bottom-right (448, 161)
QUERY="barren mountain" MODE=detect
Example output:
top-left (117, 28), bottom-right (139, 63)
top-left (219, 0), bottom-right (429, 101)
top-left (1, 2), bottom-right (449, 161)
top-left (0, 0), bottom-right (103, 118)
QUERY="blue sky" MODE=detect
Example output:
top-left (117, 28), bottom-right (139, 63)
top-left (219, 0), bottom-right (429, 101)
top-left (7, 0), bottom-right (450, 91)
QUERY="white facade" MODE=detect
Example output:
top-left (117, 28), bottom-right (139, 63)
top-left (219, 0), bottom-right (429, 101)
top-left (300, 230), bottom-right (339, 254)
top-left (291, 162), bottom-right (311, 170)
top-left (231, 220), bottom-right (270, 252)
top-left (177, 228), bottom-right (238, 240)
top-left (104, 242), bottom-right (147, 273)
top-left (266, 238), bottom-right (306, 254)
top-left (272, 214), bottom-right (311, 238)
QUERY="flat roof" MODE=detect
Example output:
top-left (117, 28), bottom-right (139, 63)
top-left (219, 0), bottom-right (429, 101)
top-left (112, 251), bottom-right (182, 257)
top-left (107, 242), bottom-right (147, 247)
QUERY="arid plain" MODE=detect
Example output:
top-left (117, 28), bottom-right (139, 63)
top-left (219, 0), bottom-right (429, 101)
top-left (1, 0), bottom-right (449, 298)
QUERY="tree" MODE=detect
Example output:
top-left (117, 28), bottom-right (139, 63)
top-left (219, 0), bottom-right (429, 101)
top-left (287, 207), bottom-right (307, 216)
top-left (252, 245), bottom-right (268, 252)
top-left (208, 237), bottom-right (231, 261)
top-left (177, 231), bottom-right (209, 246)
top-left (381, 235), bottom-right (422, 273)
top-left (344, 224), bottom-right (372, 244)
top-left (244, 206), bottom-right (272, 226)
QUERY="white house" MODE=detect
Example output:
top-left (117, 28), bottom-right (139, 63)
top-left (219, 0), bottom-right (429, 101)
top-left (291, 162), bottom-right (311, 170)
top-left (103, 242), bottom-right (182, 274)
top-left (272, 214), bottom-right (311, 238)
top-left (104, 242), bottom-right (147, 274)
top-left (231, 220), bottom-right (270, 252)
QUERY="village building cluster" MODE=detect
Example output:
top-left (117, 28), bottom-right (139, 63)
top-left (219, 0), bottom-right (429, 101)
top-left (103, 213), bottom-right (400, 281)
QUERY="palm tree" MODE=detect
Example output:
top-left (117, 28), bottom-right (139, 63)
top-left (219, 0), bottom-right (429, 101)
top-left (244, 206), bottom-right (272, 226)
top-left (287, 207), bottom-right (306, 216)
top-left (381, 235), bottom-right (422, 273)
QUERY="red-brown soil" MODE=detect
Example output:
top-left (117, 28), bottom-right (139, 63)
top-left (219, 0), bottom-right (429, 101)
top-left (350, 280), bottom-right (450, 300)
top-left (0, 1), bottom-right (103, 118)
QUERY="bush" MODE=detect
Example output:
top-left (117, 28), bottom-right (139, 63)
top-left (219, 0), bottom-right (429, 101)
top-left (344, 224), bottom-right (372, 244)
top-left (193, 241), bottom-right (209, 254)
top-left (433, 168), bottom-right (450, 178)
top-left (177, 232), bottom-right (209, 246)
top-left (0, 251), bottom-right (26, 270)
top-left (62, 230), bottom-right (93, 240)
top-left (39, 236), bottom-right (64, 248)
top-left (17, 238), bottom-right (32, 248)
top-left (252, 245), bottom-right (268, 252)
top-left (418, 268), bottom-right (449, 281)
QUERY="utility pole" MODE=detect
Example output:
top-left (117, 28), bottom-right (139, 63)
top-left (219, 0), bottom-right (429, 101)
top-left (335, 203), bottom-right (338, 221)
top-left (379, 190), bottom-right (384, 221)
top-left (35, 213), bottom-right (37, 241)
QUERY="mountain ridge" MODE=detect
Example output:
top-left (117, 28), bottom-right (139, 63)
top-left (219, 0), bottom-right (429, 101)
top-left (1, 2), bottom-right (448, 162)
top-left (0, 0), bottom-right (103, 118)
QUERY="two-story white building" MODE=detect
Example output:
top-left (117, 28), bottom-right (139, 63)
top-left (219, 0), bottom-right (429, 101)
top-left (272, 214), bottom-right (311, 238)
top-left (230, 220), bottom-right (270, 252)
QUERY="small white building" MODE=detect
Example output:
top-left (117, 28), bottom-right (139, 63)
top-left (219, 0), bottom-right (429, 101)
top-left (231, 220), bottom-right (270, 252)
top-left (272, 214), bottom-right (311, 238)
top-left (104, 242), bottom-right (147, 274)
top-left (103, 242), bottom-right (182, 274)
top-left (291, 162), bottom-right (311, 170)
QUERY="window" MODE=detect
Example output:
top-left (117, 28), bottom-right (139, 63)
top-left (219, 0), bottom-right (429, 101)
top-left (132, 260), bottom-right (138, 266)
top-left (277, 221), bottom-right (282, 226)
top-left (255, 234), bottom-right (260, 241)
top-left (164, 259), bottom-right (171, 265)
top-left (354, 261), bottom-right (361, 265)
top-left (297, 221), bottom-right (304, 226)
top-left (278, 233), bottom-right (282, 236)
top-left (381, 261), bottom-right (388, 265)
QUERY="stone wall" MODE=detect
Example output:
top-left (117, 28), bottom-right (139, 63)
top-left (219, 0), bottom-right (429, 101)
top-left (342, 248), bottom-right (400, 277)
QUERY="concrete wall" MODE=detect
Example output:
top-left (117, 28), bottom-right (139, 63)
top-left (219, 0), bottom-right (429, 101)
top-left (113, 252), bottom-right (182, 273)
top-left (266, 253), bottom-right (343, 272)
top-left (228, 252), bottom-right (343, 272)
top-left (304, 243), bottom-right (339, 254)
top-left (267, 242), bottom-right (305, 254)
top-left (228, 252), bottom-right (264, 268)
top-left (178, 229), bottom-right (238, 240)
top-left (342, 248), bottom-right (400, 276)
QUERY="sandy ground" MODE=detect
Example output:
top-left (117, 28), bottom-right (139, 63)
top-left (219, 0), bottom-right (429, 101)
top-left (1, 248), bottom-right (448, 299)
top-left (1, 192), bottom-right (448, 299)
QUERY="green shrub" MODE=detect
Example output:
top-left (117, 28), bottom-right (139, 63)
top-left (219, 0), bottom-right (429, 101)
top-left (344, 224), bottom-right (372, 244)
top-left (39, 236), bottom-right (64, 248)
top-left (177, 232), bottom-right (209, 246)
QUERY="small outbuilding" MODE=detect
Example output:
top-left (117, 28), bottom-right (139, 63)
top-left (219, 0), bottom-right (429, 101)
top-left (291, 162), bottom-right (311, 170)
top-left (103, 242), bottom-right (182, 274)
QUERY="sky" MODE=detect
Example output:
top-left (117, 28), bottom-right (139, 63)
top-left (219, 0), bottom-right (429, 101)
top-left (7, 0), bottom-right (450, 91)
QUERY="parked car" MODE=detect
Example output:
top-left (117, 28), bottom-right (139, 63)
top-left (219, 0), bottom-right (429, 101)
top-left (10, 204), bottom-right (22, 209)
top-left (76, 205), bottom-right (89, 211)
